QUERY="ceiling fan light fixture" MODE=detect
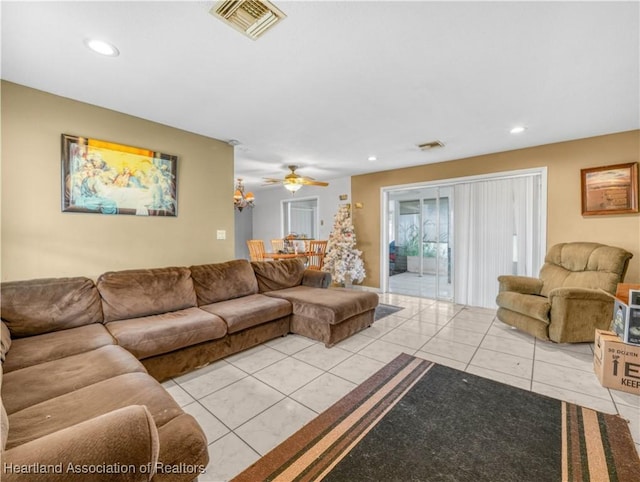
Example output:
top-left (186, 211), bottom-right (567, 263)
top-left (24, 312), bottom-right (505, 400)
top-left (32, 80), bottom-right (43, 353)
top-left (284, 182), bottom-right (303, 193)
top-left (211, 0), bottom-right (286, 40)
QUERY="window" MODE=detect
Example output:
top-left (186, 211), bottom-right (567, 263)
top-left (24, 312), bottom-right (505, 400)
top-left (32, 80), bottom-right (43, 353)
top-left (282, 198), bottom-right (318, 239)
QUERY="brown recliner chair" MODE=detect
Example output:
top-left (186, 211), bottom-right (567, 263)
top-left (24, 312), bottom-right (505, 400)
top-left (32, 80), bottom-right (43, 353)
top-left (496, 242), bottom-right (633, 343)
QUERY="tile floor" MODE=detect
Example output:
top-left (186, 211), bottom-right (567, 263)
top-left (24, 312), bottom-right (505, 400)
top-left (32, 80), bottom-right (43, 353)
top-left (162, 293), bottom-right (640, 481)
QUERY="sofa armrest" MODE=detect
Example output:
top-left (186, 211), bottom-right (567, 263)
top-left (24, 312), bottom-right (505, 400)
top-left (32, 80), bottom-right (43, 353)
top-left (497, 275), bottom-right (543, 295)
top-left (547, 288), bottom-right (615, 343)
top-left (302, 269), bottom-right (331, 288)
top-left (3, 405), bottom-right (159, 482)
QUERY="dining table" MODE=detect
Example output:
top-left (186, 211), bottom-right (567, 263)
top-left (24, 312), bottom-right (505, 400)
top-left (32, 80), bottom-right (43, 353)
top-left (265, 252), bottom-right (309, 260)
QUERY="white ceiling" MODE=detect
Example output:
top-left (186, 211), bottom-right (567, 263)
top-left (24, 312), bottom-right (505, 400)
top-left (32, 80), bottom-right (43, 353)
top-left (2, 1), bottom-right (638, 193)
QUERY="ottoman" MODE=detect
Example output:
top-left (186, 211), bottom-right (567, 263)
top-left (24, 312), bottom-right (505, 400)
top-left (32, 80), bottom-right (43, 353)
top-left (265, 286), bottom-right (379, 347)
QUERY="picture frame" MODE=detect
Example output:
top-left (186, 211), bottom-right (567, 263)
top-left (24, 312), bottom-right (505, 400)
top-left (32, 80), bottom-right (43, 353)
top-left (581, 162), bottom-right (638, 216)
top-left (61, 134), bottom-right (178, 216)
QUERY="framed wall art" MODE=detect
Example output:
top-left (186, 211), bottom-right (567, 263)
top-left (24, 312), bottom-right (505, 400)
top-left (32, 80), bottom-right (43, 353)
top-left (61, 134), bottom-right (178, 216)
top-left (580, 162), bottom-right (638, 216)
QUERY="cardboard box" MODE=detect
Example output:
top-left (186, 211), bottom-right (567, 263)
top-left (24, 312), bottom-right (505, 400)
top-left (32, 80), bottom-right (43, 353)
top-left (593, 329), bottom-right (640, 395)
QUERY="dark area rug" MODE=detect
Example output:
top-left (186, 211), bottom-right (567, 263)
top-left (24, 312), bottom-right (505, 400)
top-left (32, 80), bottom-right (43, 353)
top-left (233, 354), bottom-right (640, 482)
top-left (374, 303), bottom-right (404, 321)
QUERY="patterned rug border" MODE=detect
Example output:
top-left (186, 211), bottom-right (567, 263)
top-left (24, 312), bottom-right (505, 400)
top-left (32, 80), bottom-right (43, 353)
top-left (233, 354), bottom-right (640, 482)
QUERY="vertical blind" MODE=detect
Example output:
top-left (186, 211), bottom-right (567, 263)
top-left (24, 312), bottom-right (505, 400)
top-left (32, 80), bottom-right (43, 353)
top-left (453, 174), bottom-right (543, 308)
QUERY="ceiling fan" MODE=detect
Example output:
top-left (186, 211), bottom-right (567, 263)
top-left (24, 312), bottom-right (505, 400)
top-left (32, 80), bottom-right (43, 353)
top-left (263, 165), bottom-right (329, 193)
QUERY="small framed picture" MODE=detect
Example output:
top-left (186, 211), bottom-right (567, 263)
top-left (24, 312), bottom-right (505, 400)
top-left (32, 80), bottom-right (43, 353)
top-left (581, 162), bottom-right (638, 216)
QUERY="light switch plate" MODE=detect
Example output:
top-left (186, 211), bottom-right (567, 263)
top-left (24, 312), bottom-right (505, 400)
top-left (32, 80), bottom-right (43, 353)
top-left (216, 230), bottom-right (226, 240)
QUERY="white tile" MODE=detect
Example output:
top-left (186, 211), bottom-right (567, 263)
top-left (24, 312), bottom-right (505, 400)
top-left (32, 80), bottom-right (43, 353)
top-left (454, 308), bottom-right (496, 323)
top-left (174, 360), bottom-right (247, 399)
top-left (381, 327), bottom-right (433, 350)
top-left (254, 357), bottom-right (324, 394)
top-left (413, 351), bottom-right (468, 371)
top-left (329, 354), bottom-right (387, 384)
top-left (292, 344), bottom-right (353, 370)
top-left (469, 348), bottom-right (533, 379)
top-left (533, 361), bottom-right (611, 401)
top-left (446, 317), bottom-right (492, 335)
top-left (200, 377), bottom-right (284, 429)
top-left (226, 345), bottom-right (288, 373)
top-left (531, 382), bottom-right (617, 414)
top-left (486, 323), bottom-right (536, 343)
top-left (480, 333), bottom-right (535, 359)
top-left (333, 332), bottom-right (375, 352)
top-left (360, 322), bottom-right (396, 339)
top-left (610, 389), bottom-right (640, 409)
top-left (396, 318), bottom-right (441, 336)
top-left (432, 325), bottom-right (486, 347)
top-left (291, 372), bottom-right (357, 413)
top-left (235, 398), bottom-right (316, 455)
top-left (182, 401), bottom-right (230, 444)
top-left (265, 334), bottom-right (316, 355)
top-left (420, 337), bottom-right (478, 364)
top-left (201, 433), bottom-right (259, 482)
top-left (534, 343), bottom-right (594, 372)
top-left (357, 339), bottom-right (415, 364)
top-left (163, 383), bottom-right (196, 407)
top-left (409, 310), bottom-right (454, 326)
top-left (465, 365), bottom-right (531, 391)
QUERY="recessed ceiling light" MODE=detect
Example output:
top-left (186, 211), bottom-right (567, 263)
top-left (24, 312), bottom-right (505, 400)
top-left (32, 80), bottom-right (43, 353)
top-left (510, 126), bottom-right (526, 134)
top-left (84, 38), bottom-right (119, 57)
top-left (368, 156), bottom-right (377, 162)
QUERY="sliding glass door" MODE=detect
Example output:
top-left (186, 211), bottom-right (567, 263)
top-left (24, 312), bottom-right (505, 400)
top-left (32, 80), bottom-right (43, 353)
top-left (388, 187), bottom-right (453, 300)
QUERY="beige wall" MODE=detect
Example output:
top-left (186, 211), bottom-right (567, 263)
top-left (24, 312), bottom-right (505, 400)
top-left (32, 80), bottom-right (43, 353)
top-left (352, 130), bottom-right (640, 288)
top-left (1, 82), bottom-right (235, 281)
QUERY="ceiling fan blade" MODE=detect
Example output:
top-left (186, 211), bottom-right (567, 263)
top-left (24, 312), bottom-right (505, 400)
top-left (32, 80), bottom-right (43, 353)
top-left (262, 178), bottom-right (283, 183)
top-left (300, 179), bottom-right (329, 187)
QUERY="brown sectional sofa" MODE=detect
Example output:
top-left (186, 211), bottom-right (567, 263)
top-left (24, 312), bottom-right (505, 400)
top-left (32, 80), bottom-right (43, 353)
top-left (0, 258), bottom-right (378, 481)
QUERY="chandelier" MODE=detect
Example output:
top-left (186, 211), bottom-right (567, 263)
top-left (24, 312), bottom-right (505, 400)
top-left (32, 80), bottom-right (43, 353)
top-left (233, 178), bottom-right (255, 211)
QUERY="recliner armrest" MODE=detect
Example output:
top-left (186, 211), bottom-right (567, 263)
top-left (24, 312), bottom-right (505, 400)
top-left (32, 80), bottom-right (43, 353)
top-left (3, 405), bottom-right (159, 482)
top-left (547, 287), bottom-right (614, 302)
top-left (547, 287), bottom-right (615, 343)
top-left (497, 275), bottom-right (543, 295)
top-left (302, 269), bottom-right (331, 288)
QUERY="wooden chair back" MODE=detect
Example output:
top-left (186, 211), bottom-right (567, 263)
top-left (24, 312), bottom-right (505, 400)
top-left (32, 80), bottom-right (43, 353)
top-left (306, 240), bottom-right (328, 270)
top-left (247, 239), bottom-right (266, 261)
top-left (271, 239), bottom-right (285, 253)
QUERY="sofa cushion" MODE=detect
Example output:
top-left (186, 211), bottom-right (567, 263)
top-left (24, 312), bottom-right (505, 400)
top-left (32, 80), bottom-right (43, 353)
top-left (2, 324), bottom-right (115, 373)
top-left (265, 286), bottom-right (379, 325)
top-left (105, 307), bottom-right (227, 359)
top-left (1, 321), bottom-right (11, 363)
top-left (251, 259), bottom-right (306, 292)
top-left (200, 293), bottom-right (291, 334)
top-left (5, 372), bottom-right (185, 450)
top-left (190, 259), bottom-right (258, 305)
top-left (1, 277), bottom-right (103, 337)
top-left (2, 345), bottom-right (146, 415)
top-left (495, 292), bottom-right (551, 323)
top-left (97, 267), bottom-right (197, 322)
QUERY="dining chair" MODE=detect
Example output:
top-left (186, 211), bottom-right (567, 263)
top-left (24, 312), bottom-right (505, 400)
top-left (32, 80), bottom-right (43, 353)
top-left (271, 239), bottom-right (285, 253)
top-left (306, 240), bottom-right (328, 270)
top-left (247, 239), bottom-right (267, 261)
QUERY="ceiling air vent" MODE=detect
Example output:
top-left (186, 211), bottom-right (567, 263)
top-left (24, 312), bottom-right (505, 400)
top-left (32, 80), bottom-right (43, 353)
top-left (211, 0), bottom-right (286, 40)
top-left (417, 140), bottom-right (445, 151)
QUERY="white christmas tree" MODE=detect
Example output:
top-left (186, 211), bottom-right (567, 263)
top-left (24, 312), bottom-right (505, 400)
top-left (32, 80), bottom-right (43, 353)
top-left (322, 204), bottom-right (366, 284)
